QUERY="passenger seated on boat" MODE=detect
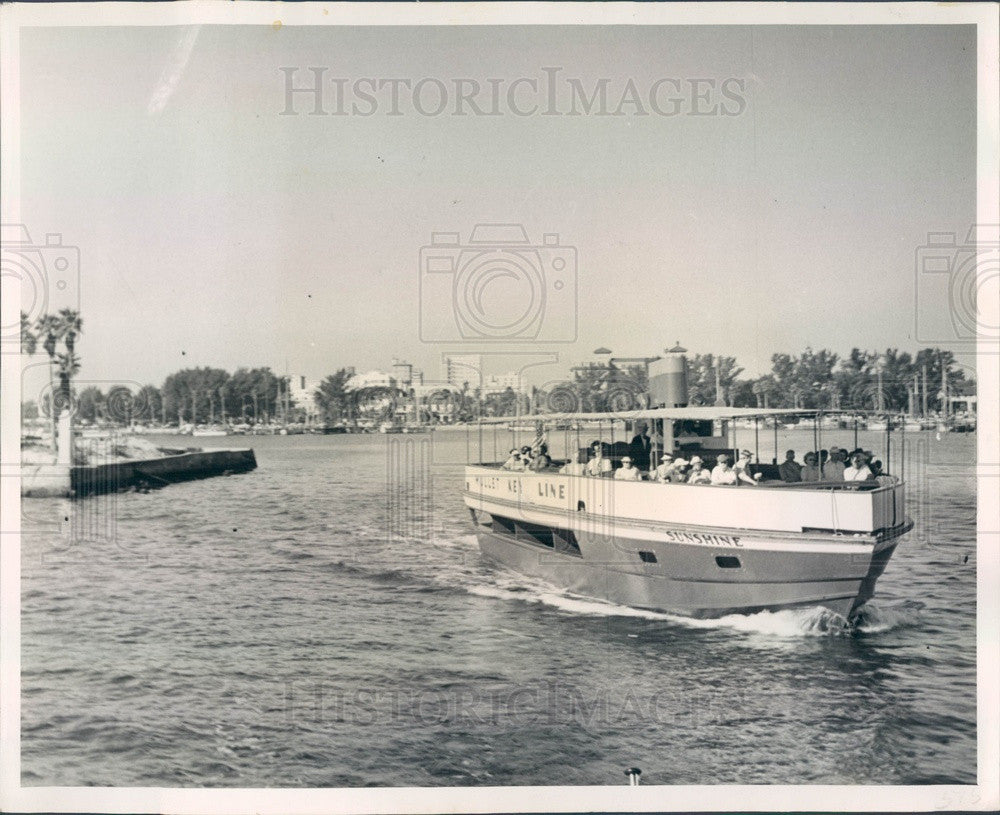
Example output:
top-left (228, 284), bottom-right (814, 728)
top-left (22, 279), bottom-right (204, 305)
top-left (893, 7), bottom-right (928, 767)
top-left (710, 454), bottom-right (737, 485)
top-left (653, 452), bottom-right (674, 483)
top-left (586, 442), bottom-right (613, 477)
top-left (870, 460), bottom-right (893, 485)
top-left (517, 445), bottom-right (534, 469)
top-left (669, 458), bottom-right (690, 483)
top-left (501, 448), bottom-right (523, 471)
top-left (733, 449), bottom-right (761, 486)
top-left (687, 456), bottom-right (711, 484)
top-left (559, 451), bottom-right (586, 476)
top-left (844, 451), bottom-right (874, 482)
top-left (778, 450), bottom-right (802, 483)
top-left (529, 445), bottom-right (552, 471)
top-left (822, 447), bottom-right (846, 482)
top-left (614, 456), bottom-right (642, 481)
top-left (800, 452), bottom-right (821, 482)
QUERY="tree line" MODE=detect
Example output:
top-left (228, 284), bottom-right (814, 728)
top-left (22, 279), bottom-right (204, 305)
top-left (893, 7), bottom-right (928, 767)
top-left (552, 347), bottom-right (970, 414)
top-left (20, 313), bottom-right (973, 427)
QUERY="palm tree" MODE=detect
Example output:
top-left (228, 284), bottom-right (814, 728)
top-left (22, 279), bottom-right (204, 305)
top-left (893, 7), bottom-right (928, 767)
top-left (35, 314), bottom-right (64, 453)
top-left (58, 308), bottom-right (82, 357)
top-left (20, 312), bottom-right (37, 355)
top-left (54, 351), bottom-right (80, 417)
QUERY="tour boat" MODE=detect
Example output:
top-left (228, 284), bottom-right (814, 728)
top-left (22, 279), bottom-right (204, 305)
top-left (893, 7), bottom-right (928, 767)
top-left (463, 405), bottom-right (912, 623)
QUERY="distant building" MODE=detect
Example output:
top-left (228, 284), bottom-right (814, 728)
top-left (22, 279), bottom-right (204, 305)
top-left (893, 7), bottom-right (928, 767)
top-left (482, 371), bottom-right (523, 395)
top-left (345, 370), bottom-right (397, 392)
top-left (444, 354), bottom-right (481, 388)
top-left (289, 375), bottom-right (322, 422)
top-left (443, 354), bottom-right (522, 395)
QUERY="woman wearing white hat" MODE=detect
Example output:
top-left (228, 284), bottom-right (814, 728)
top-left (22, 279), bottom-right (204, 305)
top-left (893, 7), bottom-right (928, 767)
top-left (654, 452), bottom-right (674, 483)
top-left (687, 455), bottom-right (711, 484)
top-left (614, 456), bottom-right (642, 481)
top-left (668, 458), bottom-right (690, 483)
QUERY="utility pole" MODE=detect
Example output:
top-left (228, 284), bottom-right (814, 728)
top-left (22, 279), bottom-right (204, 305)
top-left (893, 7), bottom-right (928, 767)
top-left (941, 354), bottom-right (949, 420)
top-left (876, 358), bottom-right (885, 413)
top-left (714, 356), bottom-right (725, 407)
top-left (922, 364), bottom-right (928, 417)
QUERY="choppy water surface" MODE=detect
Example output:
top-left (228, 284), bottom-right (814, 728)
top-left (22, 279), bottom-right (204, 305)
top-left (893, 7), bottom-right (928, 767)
top-left (21, 429), bottom-right (977, 786)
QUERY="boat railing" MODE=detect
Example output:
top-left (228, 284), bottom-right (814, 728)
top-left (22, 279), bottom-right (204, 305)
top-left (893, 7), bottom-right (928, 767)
top-left (475, 461), bottom-right (901, 491)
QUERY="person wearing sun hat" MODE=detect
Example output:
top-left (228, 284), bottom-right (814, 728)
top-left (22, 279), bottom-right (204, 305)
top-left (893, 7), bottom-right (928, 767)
top-left (844, 449), bottom-right (874, 481)
top-left (654, 452), bottom-right (675, 483)
top-left (687, 455), bottom-right (711, 484)
top-left (614, 455), bottom-right (642, 481)
top-left (823, 446), bottom-right (846, 482)
top-left (733, 449), bottom-right (759, 486)
top-left (668, 457), bottom-right (691, 483)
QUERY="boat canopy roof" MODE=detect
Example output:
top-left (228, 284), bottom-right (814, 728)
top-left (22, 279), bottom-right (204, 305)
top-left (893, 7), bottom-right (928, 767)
top-left (477, 407), bottom-right (821, 425)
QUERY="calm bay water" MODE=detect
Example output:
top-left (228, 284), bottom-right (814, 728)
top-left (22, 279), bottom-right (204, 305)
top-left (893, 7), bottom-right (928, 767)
top-left (21, 429), bottom-right (977, 786)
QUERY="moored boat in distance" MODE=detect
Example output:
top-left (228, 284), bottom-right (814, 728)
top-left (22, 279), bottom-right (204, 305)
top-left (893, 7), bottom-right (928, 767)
top-left (192, 425), bottom-right (230, 437)
top-left (463, 405), bottom-right (912, 624)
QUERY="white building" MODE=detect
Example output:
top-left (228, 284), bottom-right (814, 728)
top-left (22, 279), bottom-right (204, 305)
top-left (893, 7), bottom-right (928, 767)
top-left (289, 375), bottom-right (323, 422)
top-left (482, 371), bottom-right (523, 395)
top-left (443, 355), bottom-right (523, 395)
top-left (444, 354), bottom-right (481, 388)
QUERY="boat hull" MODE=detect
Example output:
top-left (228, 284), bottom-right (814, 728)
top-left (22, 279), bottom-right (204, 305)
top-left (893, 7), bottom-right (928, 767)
top-left (473, 520), bottom-right (905, 621)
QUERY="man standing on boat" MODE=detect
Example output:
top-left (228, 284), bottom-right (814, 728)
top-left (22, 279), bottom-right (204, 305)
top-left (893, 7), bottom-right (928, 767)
top-left (629, 424), bottom-right (652, 472)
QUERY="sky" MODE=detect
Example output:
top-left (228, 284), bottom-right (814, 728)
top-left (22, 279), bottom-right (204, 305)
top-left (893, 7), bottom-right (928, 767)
top-left (15, 23), bottom-right (978, 394)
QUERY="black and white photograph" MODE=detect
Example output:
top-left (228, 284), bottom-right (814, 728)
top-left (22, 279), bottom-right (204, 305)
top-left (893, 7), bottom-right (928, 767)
top-left (1, 2), bottom-right (997, 813)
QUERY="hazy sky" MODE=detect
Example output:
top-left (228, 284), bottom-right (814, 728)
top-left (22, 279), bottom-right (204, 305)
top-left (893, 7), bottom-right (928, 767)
top-left (17, 23), bottom-right (977, 391)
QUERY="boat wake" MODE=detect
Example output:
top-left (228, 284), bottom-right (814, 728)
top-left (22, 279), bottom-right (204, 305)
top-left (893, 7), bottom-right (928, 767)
top-left (468, 570), bottom-right (919, 638)
top-left (850, 599), bottom-right (925, 634)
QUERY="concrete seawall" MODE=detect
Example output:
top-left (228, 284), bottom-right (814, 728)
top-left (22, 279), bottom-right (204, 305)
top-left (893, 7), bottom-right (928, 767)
top-left (71, 448), bottom-right (257, 497)
top-left (22, 448), bottom-right (257, 497)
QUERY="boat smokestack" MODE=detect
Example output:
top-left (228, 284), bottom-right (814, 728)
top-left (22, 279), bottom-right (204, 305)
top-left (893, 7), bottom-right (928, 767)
top-left (647, 343), bottom-right (689, 408)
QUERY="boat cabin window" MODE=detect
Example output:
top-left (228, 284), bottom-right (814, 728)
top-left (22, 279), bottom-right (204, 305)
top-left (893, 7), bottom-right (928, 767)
top-left (675, 420), bottom-right (714, 438)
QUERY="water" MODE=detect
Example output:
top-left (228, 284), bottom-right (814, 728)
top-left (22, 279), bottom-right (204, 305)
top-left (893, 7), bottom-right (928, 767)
top-left (20, 429), bottom-right (977, 786)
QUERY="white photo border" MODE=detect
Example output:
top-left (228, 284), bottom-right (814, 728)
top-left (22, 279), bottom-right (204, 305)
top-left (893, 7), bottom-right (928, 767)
top-left (1, 2), bottom-right (997, 813)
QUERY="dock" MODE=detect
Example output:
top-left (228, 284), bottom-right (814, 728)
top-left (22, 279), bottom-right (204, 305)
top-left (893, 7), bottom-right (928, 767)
top-left (22, 445), bottom-right (257, 498)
